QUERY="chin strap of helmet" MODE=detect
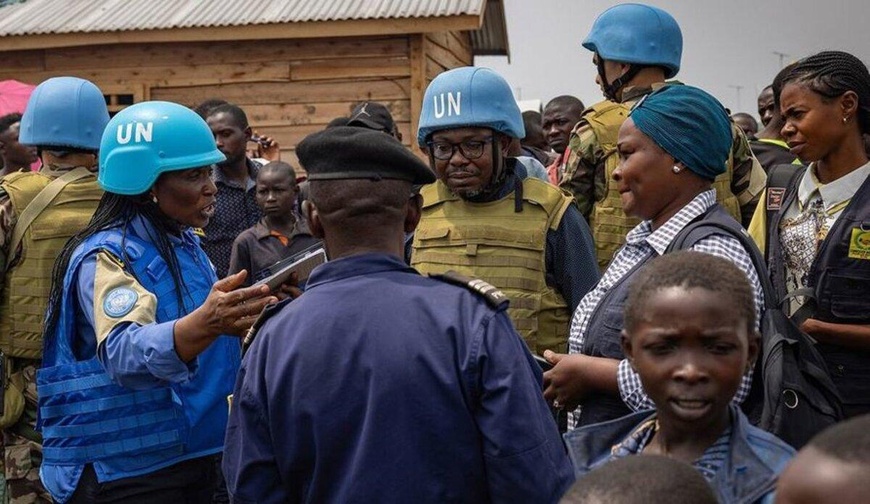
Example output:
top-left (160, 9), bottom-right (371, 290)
top-left (597, 55), bottom-right (644, 102)
top-left (493, 137), bottom-right (524, 213)
top-left (464, 136), bottom-right (520, 209)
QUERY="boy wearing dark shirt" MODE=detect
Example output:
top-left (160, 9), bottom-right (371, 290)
top-left (228, 161), bottom-right (320, 287)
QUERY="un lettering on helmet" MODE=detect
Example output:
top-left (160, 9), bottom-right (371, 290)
top-left (98, 101), bottom-right (225, 196)
top-left (417, 67), bottom-right (524, 146)
top-left (433, 92), bottom-right (462, 119)
top-left (116, 122), bottom-right (154, 145)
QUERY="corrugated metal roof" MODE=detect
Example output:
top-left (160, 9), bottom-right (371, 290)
top-left (0, 0), bottom-right (488, 36)
top-left (470, 0), bottom-right (508, 57)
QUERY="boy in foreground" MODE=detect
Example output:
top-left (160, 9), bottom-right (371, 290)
top-left (564, 251), bottom-right (794, 504)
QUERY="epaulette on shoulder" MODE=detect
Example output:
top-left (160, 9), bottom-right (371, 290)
top-left (429, 270), bottom-right (509, 309)
top-left (242, 297), bottom-right (293, 357)
top-left (101, 249), bottom-right (125, 269)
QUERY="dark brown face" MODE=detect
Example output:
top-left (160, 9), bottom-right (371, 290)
top-left (542, 104), bottom-right (582, 154)
top-left (757, 87), bottom-right (776, 128)
top-left (207, 112), bottom-right (250, 169)
top-left (623, 286), bottom-right (757, 436)
top-left (780, 83), bottom-right (854, 163)
top-left (428, 127), bottom-right (505, 199)
top-left (151, 166), bottom-right (217, 228)
top-left (255, 169), bottom-right (298, 219)
top-left (613, 118), bottom-right (684, 221)
top-left (0, 122), bottom-right (38, 168)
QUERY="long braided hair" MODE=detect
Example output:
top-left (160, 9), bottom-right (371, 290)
top-left (781, 50), bottom-right (870, 135)
top-left (43, 191), bottom-right (189, 352)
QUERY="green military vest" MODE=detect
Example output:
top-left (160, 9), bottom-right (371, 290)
top-left (584, 99), bottom-right (741, 271)
top-left (412, 178), bottom-right (573, 354)
top-left (0, 170), bottom-right (102, 359)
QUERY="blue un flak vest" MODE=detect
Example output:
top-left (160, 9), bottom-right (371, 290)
top-left (37, 224), bottom-right (240, 482)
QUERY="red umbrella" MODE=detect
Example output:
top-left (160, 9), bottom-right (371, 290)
top-left (0, 79), bottom-right (35, 116)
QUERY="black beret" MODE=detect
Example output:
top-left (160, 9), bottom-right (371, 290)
top-left (297, 126), bottom-right (435, 185)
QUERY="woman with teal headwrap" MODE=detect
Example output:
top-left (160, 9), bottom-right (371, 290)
top-left (542, 84), bottom-right (766, 428)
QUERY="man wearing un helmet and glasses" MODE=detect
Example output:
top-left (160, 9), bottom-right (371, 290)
top-left (560, 3), bottom-right (766, 272)
top-left (412, 66), bottom-right (599, 359)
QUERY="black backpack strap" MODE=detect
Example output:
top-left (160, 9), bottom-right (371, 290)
top-left (666, 218), bottom-right (776, 311)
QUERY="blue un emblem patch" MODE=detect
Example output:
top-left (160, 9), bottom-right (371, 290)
top-left (103, 287), bottom-right (139, 318)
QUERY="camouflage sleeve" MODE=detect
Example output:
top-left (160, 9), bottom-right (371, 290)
top-left (559, 122), bottom-right (604, 222)
top-left (729, 125), bottom-right (767, 228)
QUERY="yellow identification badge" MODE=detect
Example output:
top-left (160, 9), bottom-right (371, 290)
top-left (848, 228), bottom-right (870, 260)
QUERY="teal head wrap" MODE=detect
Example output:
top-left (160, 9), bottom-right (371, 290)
top-left (629, 85), bottom-right (731, 181)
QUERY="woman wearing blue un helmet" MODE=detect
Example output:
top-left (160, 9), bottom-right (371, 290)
top-left (37, 101), bottom-right (277, 503)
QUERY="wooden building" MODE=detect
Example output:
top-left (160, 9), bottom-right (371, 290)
top-left (0, 0), bottom-right (509, 164)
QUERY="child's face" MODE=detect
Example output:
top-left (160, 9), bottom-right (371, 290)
top-left (775, 447), bottom-right (866, 504)
top-left (623, 286), bottom-right (758, 432)
top-left (256, 169), bottom-right (298, 218)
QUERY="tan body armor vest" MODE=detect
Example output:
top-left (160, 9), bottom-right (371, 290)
top-left (412, 178), bottom-right (573, 354)
top-left (584, 99), bottom-right (741, 271)
top-left (0, 171), bottom-right (102, 359)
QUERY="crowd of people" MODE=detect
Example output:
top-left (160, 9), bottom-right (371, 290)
top-left (0, 2), bottom-right (869, 503)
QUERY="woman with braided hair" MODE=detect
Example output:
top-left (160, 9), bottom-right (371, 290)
top-left (749, 50), bottom-right (870, 418)
top-left (38, 101), bottom-right (277, 502)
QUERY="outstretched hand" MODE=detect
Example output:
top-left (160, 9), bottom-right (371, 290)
top-left (201, 270), bottom-right (278, 335)
top-left (174, 270), bottom-right (278, 361)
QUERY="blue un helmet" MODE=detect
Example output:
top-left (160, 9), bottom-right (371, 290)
top-left (98, 101), bottom-right (225, 195)
top-left (19, 77), bottom-right (110, 151)
top-left (417, 66), bottom-right (524, 147)
top-left (582, 3), bottom-right (682, 99)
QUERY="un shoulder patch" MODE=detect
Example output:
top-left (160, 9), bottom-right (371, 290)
top-left (429, 271), bottom-right (509, 309)
top-left (103, 287), bottom-right (139, 318)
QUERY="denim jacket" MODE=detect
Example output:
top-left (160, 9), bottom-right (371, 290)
top-left (563, 405), bottom-right (794, 504)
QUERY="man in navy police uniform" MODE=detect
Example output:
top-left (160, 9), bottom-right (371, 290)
top-left (223, 126), bottom-right (573, 503)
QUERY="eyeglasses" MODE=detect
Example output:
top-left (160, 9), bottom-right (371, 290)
top-left (426, 137), bottom-right (493, 161)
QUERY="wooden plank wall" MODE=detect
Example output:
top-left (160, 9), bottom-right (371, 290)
top-left (408, 31), bottom-right (473, 151)
top-left (0, 37), bottom-right (401, 168)
top-left (0, 31), bottom-right (472, 169)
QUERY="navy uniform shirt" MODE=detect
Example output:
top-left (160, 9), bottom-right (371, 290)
top-left (223, 253), bottom-right (573, 504)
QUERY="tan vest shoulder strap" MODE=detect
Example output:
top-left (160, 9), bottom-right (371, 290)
top-left (9, 167), bottom-right (94, 257)
top-left (521, 179), bottom-right (574, 231)
top-left (420, 181), bottom-right (457, 210)
top-left (583, 100), bottom-right (631, 151)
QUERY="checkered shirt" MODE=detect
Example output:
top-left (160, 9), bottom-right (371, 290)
top-left (567, 190), bottom-right (764, 427)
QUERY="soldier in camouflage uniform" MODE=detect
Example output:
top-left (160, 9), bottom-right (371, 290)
top-left (561, 4), bottom-right (766, 270)
top-left (0, 77), bottom-right (108, 503)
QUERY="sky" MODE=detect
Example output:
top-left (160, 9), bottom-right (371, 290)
top-left (476, 0), bottom-right (870, 121)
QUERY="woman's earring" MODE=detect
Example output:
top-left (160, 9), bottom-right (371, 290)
top-left (152, 195), bottom-right (158, 204)
top-left (843, 116), bottom-right (850, 124)
top-left (672, 165), bottom-right (682, 174)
